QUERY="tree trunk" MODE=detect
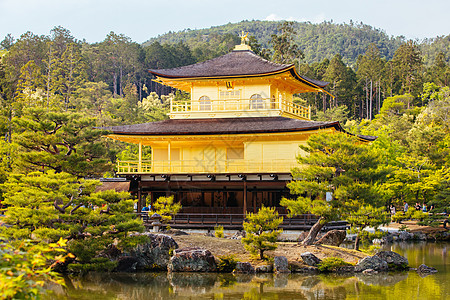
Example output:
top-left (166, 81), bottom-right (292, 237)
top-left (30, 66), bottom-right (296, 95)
top-left (113, 72), bottom-right (117, 98)
top-left (354, 234), bottom-right (360, 251)
top-left (369, 79), bottom-right (373, 120)
top-left (260, 249), bottom-right (264, 260)
top-left (301, 217), bottom-right (326, 245)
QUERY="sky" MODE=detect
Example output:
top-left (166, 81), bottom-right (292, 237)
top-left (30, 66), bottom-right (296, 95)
top-left (0, 0), bottom-right (449, 44)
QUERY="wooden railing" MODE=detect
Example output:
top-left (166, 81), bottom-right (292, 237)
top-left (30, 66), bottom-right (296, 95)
top-left (137, 212), bottom-right (348, 230)
top-left (117, 159), bottom-right (298, 174)
top-left (170, 97), bottom-right (311, 120)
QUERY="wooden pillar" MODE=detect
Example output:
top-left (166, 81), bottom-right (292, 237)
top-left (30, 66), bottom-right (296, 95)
top-left (223, 190), bottom-right (227, 213)
top-left (138, 141), bottom-right (142, 173)
top-left (150, 191), bottom-right (154, 207)
top-left (168, 141), bottom-right (171, 172)
top-left (137, 187), bottom-right (143, 212)
top-left (243, 181), bottom-right (247, 215)
top-left (252, 191), bottom-right (256, 213)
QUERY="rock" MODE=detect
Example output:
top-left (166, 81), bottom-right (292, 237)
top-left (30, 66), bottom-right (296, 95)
top-left (355, 255), bottom-right (388, 272)
top-left (255, 264), bottom-right (273, 273)
top-left (314, 230), bottom-right (346, 246)
top-left (230, 230), bottom-right (245, 240)
top-left (127, 233), bottom-right (178, 271)
top-left (362, 268), bottom-right (378, 275)
top-left (115, 256), bottom-right (139, 272)
top-left (374, 251), bottom-right (409, 270)
top-left (300, 252), bottom-right (322, 267)
top-left (168, 248), bottom-right (217, 272)
top-left (413, 232), bottom-right (427, 241)
top-left (381, 235), bottom-right (394, 244)
top-left (416, 264), bottom-right (438, 277)
top-left (290, 265), bottom-right (319, 274)
top-left (274, 256), bottom-right (290, 273)
top-left (233, 262), bottom-right (255, 274)
top-left (398, 231), bottom-right (414, 241)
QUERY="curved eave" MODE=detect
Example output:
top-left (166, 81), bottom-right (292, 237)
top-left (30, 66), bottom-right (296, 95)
top-left (149, 65), bottom-right (293, 80)
top-left (152, 66), bottom-right (333, 96)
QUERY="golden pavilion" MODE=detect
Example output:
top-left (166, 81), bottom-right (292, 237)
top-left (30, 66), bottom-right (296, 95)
top-left (104, 37), bottom-right (374, 222)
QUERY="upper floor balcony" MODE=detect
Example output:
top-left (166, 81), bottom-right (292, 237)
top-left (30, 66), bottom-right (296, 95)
top-left (116, 159), bottom-right (298, 175)
top-left (168, 97), bottom-right (311, 120)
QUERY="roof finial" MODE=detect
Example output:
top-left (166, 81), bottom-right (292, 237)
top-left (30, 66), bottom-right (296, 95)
top-left (234, 31), bottom-right (251, 51)
top-left (239, 31), bottom-right (249, 45)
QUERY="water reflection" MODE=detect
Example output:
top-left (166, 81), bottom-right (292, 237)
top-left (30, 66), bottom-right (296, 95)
top-left (49, 242), bottom-right (449, 300)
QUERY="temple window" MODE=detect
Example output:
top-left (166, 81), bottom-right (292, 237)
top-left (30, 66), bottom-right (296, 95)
top-left (249, 94), bottom-right (264, 109)
top-left (219, 90), bottom-right (241, 99)
top-left (227, 146), bottom-right (244, 160)
top-left (199, 95), bottom-right (211, 111)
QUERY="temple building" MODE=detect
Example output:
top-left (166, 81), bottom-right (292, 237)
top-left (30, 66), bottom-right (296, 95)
top-left (104, 36), bottom-right (374, 219)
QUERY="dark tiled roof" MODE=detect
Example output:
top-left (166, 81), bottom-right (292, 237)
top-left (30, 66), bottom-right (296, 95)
top-left (103, 116), bottom-right (372, 138)
top-left (149, 50), bottom-right (328, 88)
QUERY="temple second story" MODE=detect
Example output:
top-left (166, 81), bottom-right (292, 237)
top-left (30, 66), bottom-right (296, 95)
top-left (150, 42), bottom-right (331, 120)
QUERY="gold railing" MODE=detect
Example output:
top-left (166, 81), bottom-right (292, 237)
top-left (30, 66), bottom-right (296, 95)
top-left (170, 98), bottom-right (310, 119)
top-left (117, 159), bottom-right (298, 174)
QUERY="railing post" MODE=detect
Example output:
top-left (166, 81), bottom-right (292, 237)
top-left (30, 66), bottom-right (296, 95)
top-left (308, 105), bottom-right (311, 119)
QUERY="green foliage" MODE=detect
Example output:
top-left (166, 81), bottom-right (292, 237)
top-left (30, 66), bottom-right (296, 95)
top-left (217, 255), bottom-right (239, 273)
top-left (0, 171), bottom-right (145, 266)
top-left (0, 238), bottom-right (69, 300)
top-left (317, 257), bottom-right (353, 272)
top-left (392, 207), bottom-right (429, 223)
top-left (152, 196), bottom-right (182, 224)
top-left (214, 225), bottom-right (224, 238)
top-left (282, 132), bottom-right (386, 244)
top-left (242, 206), bottom-right (283, 260)
top-left (347, 205), bottom-right (390, 249)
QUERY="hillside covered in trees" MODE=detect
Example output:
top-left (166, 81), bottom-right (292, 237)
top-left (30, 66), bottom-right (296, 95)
top-left (144, 20), bottom-right (449, 66)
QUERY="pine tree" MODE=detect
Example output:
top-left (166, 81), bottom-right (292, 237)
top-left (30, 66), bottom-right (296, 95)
top-left (242, 206), bottom-right (283, 259)
top-left (152, 195), bottom-right (182, 224)
top-left (281, 132), bottom-right (386, 245)
top-left (0, 171), bottom-right (145, 265)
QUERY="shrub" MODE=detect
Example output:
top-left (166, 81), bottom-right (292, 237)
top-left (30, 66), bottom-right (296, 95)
top-left (217, 255), bottom-right (239, 273)
top-left (242, 206), bottom-right (283, 260)
top-left (153, 196), bottom-right (182, 224)
top-left (317, 257), bottom-right (353, 272)
top-left (215, 225), bottom-right (224, 238)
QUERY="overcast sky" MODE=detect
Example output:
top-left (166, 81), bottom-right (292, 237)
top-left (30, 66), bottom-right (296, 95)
top-left (0, 0), bottom-right (449, 44)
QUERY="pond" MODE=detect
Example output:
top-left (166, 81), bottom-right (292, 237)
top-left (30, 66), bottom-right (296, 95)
top-left (48, 242), bottom-right (449, 300)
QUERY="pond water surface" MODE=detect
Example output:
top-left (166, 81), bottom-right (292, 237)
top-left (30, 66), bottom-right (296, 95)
top-left (49, 242), bottom-right (449, 300)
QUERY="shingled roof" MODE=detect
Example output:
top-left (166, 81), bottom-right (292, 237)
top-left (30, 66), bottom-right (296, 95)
top-left (102, 117), bottom-right (376, 141)
top-left (149, 50), bottom-right (329, 88)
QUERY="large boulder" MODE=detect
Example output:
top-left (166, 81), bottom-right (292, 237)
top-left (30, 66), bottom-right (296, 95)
top-left (129, 233), bottom-right (178, 271)
top-left (301, 252), bottom-right (322, 267)
top-left (398, 231), bottom-right (414, 241)
top-left (374, 251), bottom-right (409, 270)
top-left (255, 264), bottom-right (273, 273)
top-left (355, 255), bottom-right (388, 272)
top-left (274, 256), bottom-right (290, 273)
top-left (168, 248), bottom-right (217, 272)
top-left (233, 262), bottom-right (255, 274)
top-left (314, 230), bottom-right (346, 246)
